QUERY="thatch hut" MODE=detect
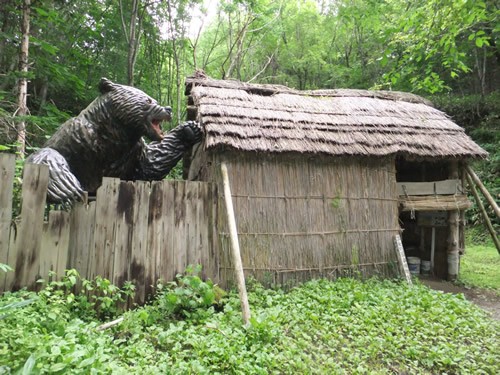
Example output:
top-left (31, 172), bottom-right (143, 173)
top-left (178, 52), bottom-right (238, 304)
top-left (183, 74), bottom-right (487, 285)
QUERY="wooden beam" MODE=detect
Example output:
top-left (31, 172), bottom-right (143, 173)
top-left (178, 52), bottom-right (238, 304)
top-left (466, 173), bottom-right (500, 254)
top-left (221, 162), bottom-right (251, 325)
top-left (465, 165), bottom-right (500, 219)
top-left (399, 194), bottom-right (471, 212)
top-left (397, 179), bottom-right (461, 196)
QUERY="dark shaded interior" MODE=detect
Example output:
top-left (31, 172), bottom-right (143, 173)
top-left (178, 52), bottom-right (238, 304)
top-left (396, 158), bottom-right (451, 279)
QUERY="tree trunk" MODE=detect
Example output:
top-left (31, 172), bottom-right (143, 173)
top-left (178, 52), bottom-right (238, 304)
top-left (16, 0), bottom-right (30, 158)
top-left (127, 0), bottom-right (138, 85)
top-left (165, 0), bottom-right (184, 125)
top-left (0, 0), bottom-right (14, 72)
top-left (120, 0), bottom-right (145, 86)
top-left (37, 77), bottom-right (48, 114)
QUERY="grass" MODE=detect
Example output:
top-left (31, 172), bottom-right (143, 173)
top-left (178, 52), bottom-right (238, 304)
top-left (1, 271), bottom-right (499, 374)
top-left (460, 236), bottom-right (500, 292)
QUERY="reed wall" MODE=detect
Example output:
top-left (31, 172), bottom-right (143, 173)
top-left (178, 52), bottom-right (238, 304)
top-left (203, 152), bottom-right (401, 287)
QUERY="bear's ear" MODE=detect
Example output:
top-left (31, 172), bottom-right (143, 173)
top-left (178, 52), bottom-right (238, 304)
top-left (98, 78), bottom-right (115, 94)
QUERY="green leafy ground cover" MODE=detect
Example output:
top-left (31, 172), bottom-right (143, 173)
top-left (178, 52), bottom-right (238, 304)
top-left (460, 240), bottom-right (500, 292)
top-left (1, 269), bottom-right (498, 375)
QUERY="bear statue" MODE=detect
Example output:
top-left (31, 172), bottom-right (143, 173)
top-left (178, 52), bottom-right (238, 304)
top-left (26, 78), bottom-right (202, 203)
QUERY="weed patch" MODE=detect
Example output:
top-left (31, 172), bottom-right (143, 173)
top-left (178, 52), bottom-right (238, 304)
top-left (0, 274), bottom-right (498, 374)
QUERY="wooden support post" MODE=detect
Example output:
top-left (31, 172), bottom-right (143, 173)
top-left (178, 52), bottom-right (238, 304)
top-left (430, 227), bottom-right (436, 272)
top-left (466, 173), bottom-right (500, 254)
top-left (465, 165), bottom-right (500, 219)
top-left (447, 162), bottom-right (460, 281)
top-left (221, 162), bottom-right (251, 325)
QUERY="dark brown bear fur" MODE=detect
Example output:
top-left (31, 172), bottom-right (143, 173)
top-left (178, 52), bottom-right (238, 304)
top-left (27, 78), bottom-right (202, 202)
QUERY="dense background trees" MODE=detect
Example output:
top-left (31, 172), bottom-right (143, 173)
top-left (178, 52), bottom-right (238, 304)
top-left (0, 0), bottom-right (498, 194)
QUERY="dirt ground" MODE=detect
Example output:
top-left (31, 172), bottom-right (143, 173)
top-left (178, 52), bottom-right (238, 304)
top-left (420, 277), bottom-right (500, 321)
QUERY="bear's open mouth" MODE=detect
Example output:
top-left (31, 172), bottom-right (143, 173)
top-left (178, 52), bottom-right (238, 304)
top-left (145, 104), bottom-right (172, 141)
top-left (148, 112), bottom-right (172, 141)
top-left (151, 119), bottom-right (164, 139)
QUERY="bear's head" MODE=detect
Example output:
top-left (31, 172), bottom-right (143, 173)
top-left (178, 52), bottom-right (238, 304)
top-left (93, 78), bottom-right (171, 142)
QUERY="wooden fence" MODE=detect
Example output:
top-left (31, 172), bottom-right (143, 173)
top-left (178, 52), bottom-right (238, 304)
top-left (0, 153), bottom-right (218, 303)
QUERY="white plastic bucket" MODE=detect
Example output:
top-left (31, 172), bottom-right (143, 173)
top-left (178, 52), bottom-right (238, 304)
top-left (407, 257), bottom-right (421, 275)
top-left (421, 260), bottom-right (431, 275)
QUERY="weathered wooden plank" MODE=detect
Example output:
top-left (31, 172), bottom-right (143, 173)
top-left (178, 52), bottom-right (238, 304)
top-left (204, 182), bottom-right (219, 282)
top-left (3, 225), bottom-right (18, 292)
top-left (112, 181), bottom-right (136, 287)
top-left (129, 180), bottom-right (151, 304)
top-left (397, 179), bottom-right (460, 196)
top-left (173, 181), bottom-right (188, 276)
top-left (92, 178), bottom-right (120, 281)
top-left (67, 201), bottom-right (96, 280)
top-left (11, 163), bottom-right (49, 290)
top-left (198, 182), bottom-right (214, 280)
top-left (0, 154), bottom-right (15, 259)
top-left (1, 171), bottom-right (218, 298)
top-left (145, 180), bottom-right (169, 295)
top-left (39, 211), bottom-right (70, 282)
top-left (0, 153), bottom-right (15, 291)
top-left (186, 181), bottom-right (200, 268)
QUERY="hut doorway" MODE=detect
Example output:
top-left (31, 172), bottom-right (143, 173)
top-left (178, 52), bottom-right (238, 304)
top-left (395, 158), bottom-right (468, 279)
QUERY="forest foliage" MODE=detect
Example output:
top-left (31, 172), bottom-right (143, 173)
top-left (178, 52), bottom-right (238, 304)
top-left (0, 0), bottom-right (498, 203)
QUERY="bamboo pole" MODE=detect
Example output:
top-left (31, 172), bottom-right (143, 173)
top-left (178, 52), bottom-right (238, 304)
top-left (466, 173), bottom-right (500, 254)
top-left (220, 162), bottom-right (251, 325)
top-left (97, 317), bottom-right (124, 331)
top-left (465, 165), bottom-right (500, 219)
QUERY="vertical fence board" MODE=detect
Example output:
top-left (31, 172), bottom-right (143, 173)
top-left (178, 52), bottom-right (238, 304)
top-left (130, 180), bottom-right (151, 304)
top-left (160, 181), bottom-right (176, 283)
top-left (92, 178), bottom-right (120, 280)
top-left (68, 202), bottom-right (96, 279)
top-left (145, 181), bottom-right (166, 295)
top-left (4, 226), bottom-right (18, 291)
top-left (40, 211), bottom-right (70, 282)
top-left (173, 181), bottom-right (187, 275)
top-left (185, 182), bottom-right (198, 269)
top-left (209, 183), bottom-right (219, 282)
top-left (112, 181), bottom-right (136, 287)
top-left (0, 154), bottom-right (16, 290)
top-left (198, 182), bottom-right (210, 278)
top-left (11, 163), bottom-right (49, 290)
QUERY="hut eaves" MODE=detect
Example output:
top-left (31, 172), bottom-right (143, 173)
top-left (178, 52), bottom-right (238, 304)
top-left (186, 75), bottom-right (487, 159)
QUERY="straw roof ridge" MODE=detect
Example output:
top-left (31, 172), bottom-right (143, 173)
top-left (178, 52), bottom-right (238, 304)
top-left (186, 74), bottom-right (487, 159)
top-left (186, 75), bottom-right (434, 106)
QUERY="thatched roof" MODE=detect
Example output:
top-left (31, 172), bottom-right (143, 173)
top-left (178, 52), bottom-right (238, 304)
top-left (186, 74), bottom-right (487, 159)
